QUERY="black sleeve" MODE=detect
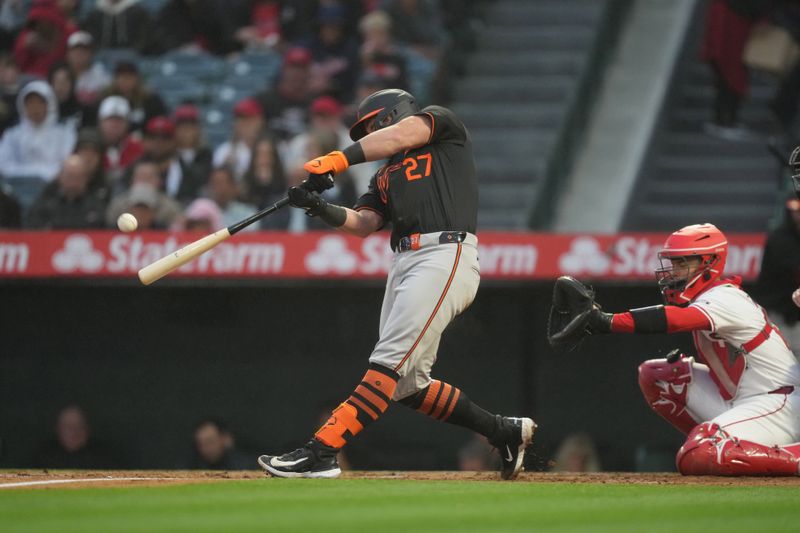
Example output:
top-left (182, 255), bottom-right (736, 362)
top-left (354, 169), bottom-right (388, 221)
top-left (415, 105), bottom-right (467, 146)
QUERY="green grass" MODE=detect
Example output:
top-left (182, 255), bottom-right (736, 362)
top-left (1, 479), bottom-right (799, 533)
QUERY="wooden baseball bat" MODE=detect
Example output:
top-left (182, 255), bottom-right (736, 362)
top-left (138, 196), bottom-right (290, 285)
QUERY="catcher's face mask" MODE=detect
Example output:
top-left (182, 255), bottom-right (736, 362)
top-left (655, 255), bottom-right (709, 305)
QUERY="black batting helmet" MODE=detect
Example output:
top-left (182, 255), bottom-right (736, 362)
top-left (349, 88), bottom-right (419, 141)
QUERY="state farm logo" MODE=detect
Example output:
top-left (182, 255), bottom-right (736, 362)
top-left (305, 235), bottom-right (359, 274)
top-left (52, 234), bottom-right (104, 273)
top-left (558, 237), bottom-right (611, 276)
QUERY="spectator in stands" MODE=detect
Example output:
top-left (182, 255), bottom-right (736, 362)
top-left (207, 165), bottom-right (258, 229)
top-left (0, 184), bottom-right (22, 228)
top-left (551, 432), bottom-right (602, 472)
top-left (186, 419), bottom-right (251, 470)
top-left (65, 31), bottom-right (111, 106)
top-left (48, 62), bottom-right (87, 127)
top-left (32, 405), bottom-right (117, 469)
top-left (358, 10), bottom-right (408, 91)
top-left (384, 0), bottom-right (445, 59)
top-left (57, 0), bottom-right (81, 30)
top-left (758, 198), bottom-right (800, 356)
top-left (253, 46), bottom-right (314, 141)
top-left (82, 0), bottom-right (152, 52)
top-left (173, 104), bottom-right (212, 183)
top-left (302, 3), bottom-right (360, 102)
top-left (242, 135), bottom-right (290, 229)
top-left (153, 0), bottom-right (241, 55)
top-left (141, 115), bottom-right (203, 204)
top-left (213, 97), bottom-right (264, 182)
top-left (0, 80), bottom-right (76, 182)
top-left (26, 153), bottom-right (106, 228)
top-left (74, 127), bottom-right (110, 197)
top-left (106, 159), bottom-right (181, 228)
top-left (233, 0), bottom-right (284, 51)
top-left (97, 95), bottom-right (143, 187)
top-left (701, 0), bottom-right (769, 141)
top-left (173, 197), bottom-right (223, 231)
top-left (0, 53), bottom-right (22, 135)
top-left (13, 0), bottom-right (71, 78)
top-left (106, 61), bottom-right (167, 133)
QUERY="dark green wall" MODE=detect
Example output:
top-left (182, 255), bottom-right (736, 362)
top-left (1, 281), bottom-right (696, 471)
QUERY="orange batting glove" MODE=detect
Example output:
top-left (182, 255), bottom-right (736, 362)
top-left (303, 151), bottom-right (350, 175)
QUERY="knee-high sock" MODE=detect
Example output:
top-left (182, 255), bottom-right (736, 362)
top-left (398, 380), bottom-right (504, 444)
top-left (314, 363), bottom-right (398, 449)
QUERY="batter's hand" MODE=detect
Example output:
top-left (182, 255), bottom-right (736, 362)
top-left (304, 151), bottom-right (350, 175)
top-left (301, 172), bottom-right (335, 193)
top-left (288, 186), bottom-right (324, 212)
top-left (793, 287), bottom-right (800, 308)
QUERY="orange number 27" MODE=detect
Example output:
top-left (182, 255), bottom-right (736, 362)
top-left (403, 153), bottom-right (432, 181)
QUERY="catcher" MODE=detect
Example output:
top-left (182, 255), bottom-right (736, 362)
top-left (549, 223), bottom-right (800, 475)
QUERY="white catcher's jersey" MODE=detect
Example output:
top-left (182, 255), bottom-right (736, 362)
top-left (690, 283), bottom-right (800, 400)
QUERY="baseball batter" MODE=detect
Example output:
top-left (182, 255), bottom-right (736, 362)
top-left (550, 223), bottom-right (800, 475)
top-left (258, 89), bottom-right (535, 479)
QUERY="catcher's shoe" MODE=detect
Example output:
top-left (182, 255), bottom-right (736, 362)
top-left (492, 417), bottom-right (537, 480)
top-left (258, 439), bottom-right (341, 478)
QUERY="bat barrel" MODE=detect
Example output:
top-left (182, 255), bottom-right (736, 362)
top-left (137, 228), bottom-right (231, 285)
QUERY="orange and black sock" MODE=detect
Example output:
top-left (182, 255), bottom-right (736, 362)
top-left (398, 380), bottom-right (501, 441)
top-left (314, 363), bottom-right (398, 449)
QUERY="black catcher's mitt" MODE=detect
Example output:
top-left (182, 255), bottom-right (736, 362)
top-left (547, 276), bottom-right (609, 349)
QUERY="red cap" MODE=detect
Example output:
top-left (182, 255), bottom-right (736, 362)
top-left (145, 116), bottom-right (175, 137)
top-left (284, 47), bottom-right (312, 67)
top-left (173, 104), bottom-right (199, 123)
top-left (233, 98), bottom-right (263, 118)
top-left (310, 96), bottom-right (342, 117)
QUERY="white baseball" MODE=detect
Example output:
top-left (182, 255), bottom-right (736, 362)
top-left (117, 213), bottom-right (138, 232)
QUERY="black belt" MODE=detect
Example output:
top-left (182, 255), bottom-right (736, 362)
top-left (397, 231), bottom-right (467, 252)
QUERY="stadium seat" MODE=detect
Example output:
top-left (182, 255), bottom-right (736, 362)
top-left (158, 52), bottom-right (227, 82)
top-left (94, 48), bottom-right (142, 71)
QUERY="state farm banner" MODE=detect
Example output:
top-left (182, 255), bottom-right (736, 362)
top-left (0, 231), bottom-right (766, 281)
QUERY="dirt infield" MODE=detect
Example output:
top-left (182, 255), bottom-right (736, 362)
top-left (2, 470), bottom-right (799, 489)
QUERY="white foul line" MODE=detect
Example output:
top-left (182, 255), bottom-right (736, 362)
top-left (0, 477), bottom-right (180, 489)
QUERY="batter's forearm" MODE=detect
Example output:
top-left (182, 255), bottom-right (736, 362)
top-left (352, 116), bottom-right (431, 161)
top-left (336, 208), bottom-right (383, 238)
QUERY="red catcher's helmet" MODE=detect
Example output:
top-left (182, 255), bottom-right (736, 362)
top-left (655, 223), bottom-right (728, 305)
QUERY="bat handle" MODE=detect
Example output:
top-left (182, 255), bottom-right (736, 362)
top-left (228, 196), bottom-right (290, 235)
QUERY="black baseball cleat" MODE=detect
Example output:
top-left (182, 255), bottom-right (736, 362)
top-left (492, 416), bottom-right (537, 480)
top-left (258, 439), bottom-right (341, 478)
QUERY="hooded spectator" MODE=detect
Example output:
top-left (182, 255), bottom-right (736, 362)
top-left (26, 153), bottom-right (107, 228)
top-left (65, 31), bottom-right (111, 105)
top-left (82, 0), bottom-right (152, 52)
top-left (173, 104), bottom-right (212, 181)
top-left (13, 0), bottom-right (71, 78)
top-left (97, 95), bottom-right (143, 187)
top-left (0, 80), bottom-right (76, 181)
top-left (106, 61), bottom-right (167, 133)
top-left (253, 46), bottom-right (314, 140)
top-left (106, 160), bottom-right (181, 228)
top-left (213, 97), bottom-right (264, 181)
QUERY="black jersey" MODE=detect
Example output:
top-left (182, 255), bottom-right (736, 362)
top-left (353, 105), bottom-right (478, 250)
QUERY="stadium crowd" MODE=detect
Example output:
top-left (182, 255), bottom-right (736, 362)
top-left (0, 0), bottom-right (482, 230)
